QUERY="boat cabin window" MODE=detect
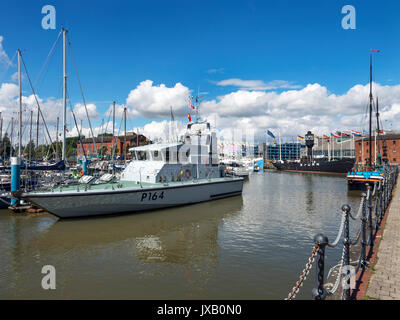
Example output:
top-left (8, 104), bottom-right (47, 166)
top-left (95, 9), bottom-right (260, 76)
top-left (132, 152), bottom-right (137, 160)
top-left (137, 151), bottom-right (149, 161)
top-left (152, 150), bottom-right (163, 161)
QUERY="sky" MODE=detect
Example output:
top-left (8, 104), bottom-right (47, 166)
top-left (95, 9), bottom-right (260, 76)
top-left (1, 0), bottom-right (400, 144)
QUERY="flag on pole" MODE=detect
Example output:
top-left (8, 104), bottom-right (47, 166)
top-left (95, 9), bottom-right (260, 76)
top-left (266, 130), bottom-right (275, 138)
top-left (351, 130), bottom-right (362, 136)
top-left (66, 128), bottom-right (69, 133)
top-left (188, 96), bottom-right (196, 109)
top-left (297, 135), bottom-right (304, 141)
top-left (331, 133), bottom-right (340, 138)
top-left (323, 135), bottom-right (329, 139)
top-left (341, 132), bottom-right (350, 137)
top-left (187, 113), bottom-right (192, 122)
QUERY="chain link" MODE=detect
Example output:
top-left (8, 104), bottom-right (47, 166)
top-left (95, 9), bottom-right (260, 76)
top-left (285, 244), bottom-right (319, 300)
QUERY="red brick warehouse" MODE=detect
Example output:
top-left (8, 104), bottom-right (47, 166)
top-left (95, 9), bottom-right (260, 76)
top-left (354, 133), bottom-right (400, 165)
top-left (76, 133), bottom-right (150, 158)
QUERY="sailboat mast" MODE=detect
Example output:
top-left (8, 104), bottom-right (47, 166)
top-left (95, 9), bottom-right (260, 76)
top-left (18, 49), bottom-right (22, 158)
top-left (368, 52), bottom-right (373, 167)
top-left (29, 110), bottom-right (32, 165)
top-left (56, 116), bottom-right (59, 161)
top-left (62, 28), bottom-right (67, 162)
top-left (124, 107), bottom-right (127, 167)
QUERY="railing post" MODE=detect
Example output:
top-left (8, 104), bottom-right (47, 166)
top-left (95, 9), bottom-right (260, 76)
top-left (312, 233), bottom-right (329, 300)
top-left (360, 193), bottom-right (367, 269)
top-left (367, 185), bottom-right (374, 247)
top-left (378, 181), bottom-right (384, 221)
top-left (342, 204), bottom-right (351, 300)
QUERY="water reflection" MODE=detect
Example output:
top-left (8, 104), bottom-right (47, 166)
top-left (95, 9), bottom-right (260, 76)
top-left (0, 171), bottom-right (361, 299)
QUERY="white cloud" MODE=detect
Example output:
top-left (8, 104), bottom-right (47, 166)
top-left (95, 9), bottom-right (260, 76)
top-left (199, 82), bottom-right (400, 141)
top-left (137, 120), bottom-right (187, 142)
top-left (126, 80), bottom-right (190, 118)
top-left (0, 82), bottom-right (18, 104)
top-left (72, 103), bottom-right (99, 121)
top-left (216, 78), bottom-right (301, 90)
top-left (105, 103), bottom-right (134, 120)
top-left (206, 68), bottom-right (224, 74)
top-left (0, 35), bottom-right (12, 68)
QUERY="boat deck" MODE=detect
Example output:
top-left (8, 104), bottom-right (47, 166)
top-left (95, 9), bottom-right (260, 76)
top-left (29, 177), bottom-right (242, 195)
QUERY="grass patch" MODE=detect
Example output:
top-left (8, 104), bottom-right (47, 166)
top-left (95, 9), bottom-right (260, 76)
top-left (362, 294), bottom-right (380, 300)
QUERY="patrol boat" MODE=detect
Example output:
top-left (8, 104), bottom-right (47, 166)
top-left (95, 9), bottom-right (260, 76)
top-left (19, 120), bottom-right (244, 218)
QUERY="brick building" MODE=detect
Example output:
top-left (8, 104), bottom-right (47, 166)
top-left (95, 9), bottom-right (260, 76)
top-left (76, 132), bottom-right (149, 158)
top-left (354, 133), bottom-right (400, 165)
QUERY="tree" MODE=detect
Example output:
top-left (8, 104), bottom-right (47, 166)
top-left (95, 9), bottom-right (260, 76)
top-left (0, 133), bottom-right (12, 159)
top-left (24, 140), bottom-right (35, 159)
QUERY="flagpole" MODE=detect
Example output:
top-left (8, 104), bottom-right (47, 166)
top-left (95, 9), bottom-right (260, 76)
top-left (374, 129), bottom-right (377, 165)
top-left (328, 137), bottom-right (331, 161)
top-left (278, 129), bottom-right (282, 161)
top-left (340, 134), bottom-right (343, 159)
top-left (361, 136), bottom-right (364, 165)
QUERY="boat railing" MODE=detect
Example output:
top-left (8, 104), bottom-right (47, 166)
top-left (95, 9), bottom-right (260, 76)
top-left (285, 166), bottom-right (399, 300)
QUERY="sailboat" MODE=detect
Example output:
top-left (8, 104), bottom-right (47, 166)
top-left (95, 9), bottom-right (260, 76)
top-left (346, 50), bottom-right (386, 190)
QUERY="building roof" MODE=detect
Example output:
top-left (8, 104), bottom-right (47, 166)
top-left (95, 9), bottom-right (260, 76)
top-left (81, 133), bottom-right (147, 144)
top-left (355, 133), bottom-right (400, 142)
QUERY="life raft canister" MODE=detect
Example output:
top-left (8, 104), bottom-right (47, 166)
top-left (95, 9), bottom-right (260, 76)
top-left (80, 170), bottom-right (84, 176)
top-left (184, 169), bottom-right (191, 178)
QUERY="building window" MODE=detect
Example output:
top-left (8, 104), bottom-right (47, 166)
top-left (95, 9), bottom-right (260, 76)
top-left (394, 158), bottom-right (397, 162)
top-left (393, 141), bottom-right (396, 145)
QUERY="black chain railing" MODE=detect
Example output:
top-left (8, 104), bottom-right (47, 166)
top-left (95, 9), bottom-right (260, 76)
top-left (285, 166), bottom-right (398, 300)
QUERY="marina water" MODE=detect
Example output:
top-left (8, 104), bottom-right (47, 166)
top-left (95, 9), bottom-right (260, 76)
top-left (0, 170), bottom-right (360, 299)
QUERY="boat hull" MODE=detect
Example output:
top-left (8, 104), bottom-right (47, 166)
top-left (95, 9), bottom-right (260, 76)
top-left (274, 158), bottom-right (355, 174)
top-left (22, 178), bottom-right (244, 218)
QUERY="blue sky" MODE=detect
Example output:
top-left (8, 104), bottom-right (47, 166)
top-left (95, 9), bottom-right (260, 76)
top-left (1, 0), bottom-right (400, 141)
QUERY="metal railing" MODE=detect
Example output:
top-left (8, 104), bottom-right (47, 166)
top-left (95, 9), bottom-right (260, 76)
top-left (286, 166), bottom-right (398, 300)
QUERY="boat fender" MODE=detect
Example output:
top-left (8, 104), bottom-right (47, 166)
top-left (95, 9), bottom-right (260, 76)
top-left (185, 169), bottom-right (191, 179)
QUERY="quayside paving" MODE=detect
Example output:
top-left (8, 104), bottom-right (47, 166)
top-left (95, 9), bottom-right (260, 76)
top-left (364, 179), bottom-right (400, 300)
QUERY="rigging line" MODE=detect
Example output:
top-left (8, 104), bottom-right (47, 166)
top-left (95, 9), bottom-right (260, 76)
top-left (20, 52), bottom-right (56, 156)
top-left (66, 34), bottom-right (97, 151)
top-left (34, 30), bottom-right (62, 89)
top-left (0, 51), bottom-right (17, 84)
top-left (111, 116), bottom-right (124, 164)
top-left (66, 92), bottom-right (87, 159)
top-left (99, 109), bottom-right (113, 158)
